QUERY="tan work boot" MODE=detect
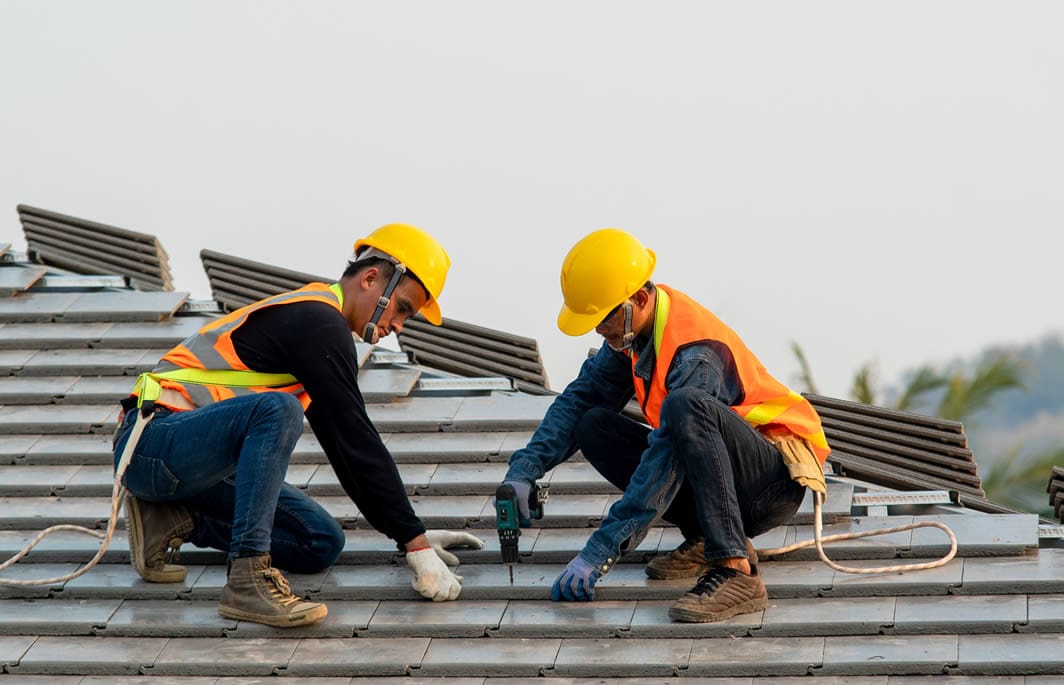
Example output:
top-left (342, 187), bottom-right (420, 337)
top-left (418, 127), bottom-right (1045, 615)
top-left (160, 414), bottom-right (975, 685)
top-left (646, 537), bottom-right (758, 580)
top-left (125, 495), bottom-right (194, 583)
top-left (218, 555), bottom-right (328, 627)
top-left (667, 564), bottom-right (769, 623)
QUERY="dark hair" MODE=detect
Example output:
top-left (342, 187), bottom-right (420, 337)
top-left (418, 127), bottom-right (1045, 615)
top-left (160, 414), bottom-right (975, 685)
top-left (642, 281), bottom-right (655, 293)
top-left (341, 257), bottom-right (430, 299)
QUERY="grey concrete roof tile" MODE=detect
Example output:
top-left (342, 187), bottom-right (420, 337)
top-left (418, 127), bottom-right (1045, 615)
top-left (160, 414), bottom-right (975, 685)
top-left (307, 463), bottom-right (434, 495)
top-left (283, 463), bottom-right (319, 489)
top-left (448, 395), bottom-right (553, 432)
top-left (0, 405), bottom-right (119, 435)
top-left (411, 494), bottom-right (489, 527)
top-left (494, 600), bottom-right (635, 638)
top-left (316, 497), bottom-right (361, 526)
top-left (385, 431), bottom-right (506, 462)
top-left (64, 464), bottom-right (125, 495)
top-left (0, 292), bottom-right (80, 322)
top-left (358, 367), bottom-right (422, 401)
top-left (97, 599), bottom-right (234, 637)
top-left (593, 566), bottom-right (694, 601)
top-left (0, 675), bottom-right (83, 685)
top-left (230, 600), bottom-right (378, 638)
top-left (1024, 594), bottom-right (1064, 632)
top-left (0, 377), bottom-right (78, 404)
top-left (0, 529), bottom-right (126, 563)
top-left (317, 566), bottom-right (420, 601)
top-left (151, 637), bottom-right (298, 676)
top-left (0, 563), bottom-right (79, 599)
top-left (96, 318), bottom-right (212, 348)
top-left (0, 635), bottom-right (38, 669)
top-left (0, 322), bottom-right (114, 349)
top-left (958, 550), bottom-right (1064, 594)
top-left (956, 634), bottom-right (1064, 675)
top-left (60, 290), bottom-right (189, 322)
top-left (62, 377), bottom-right (140, 403)
top-left (499, 431), bottom-right (536, 458)
top-left (24, 435), bottom-right (113, 464)
top-left (752, 524), bottom-right (791, 552)
top-left (0, 598), bottom-right (120, 635)
top-left (544, 461), bottom-right (616, 494)
top-left (0, 349), bottom-right (38, 369)
top-left (285, 636), bottom-right (429, 677)
top-left (17, 348), bottom-right (162, 376)
top-left (821, 634), bottom-right (958, 676)
top-left (419, 637), bottom-right (561, 677)
top-left (81, 678), bottom-right (218, 685)
top-left (758, 596), bottom-right (895, 637)
top-left (908, 514), bottom-right (1039, 557)
top-left (0, 496), bottom-right (114, 529)
top-left (444, 564), bottom-right (559, 601)
top-left (0, 435), bottom-right (40, 461)
top-left (627, 599), bottom-right (760, 638)
top-left (553, 637), bottom-right (692, 677)
top-left (366, 397), bottom-right (464, 432)
top-left (425, 463), bottom-right (509, 494)
top-left (336, 529), bottom-right (405, 563)
top-left (687, 636), bottom-right (825, 676)
top-left (892, 594), bottom-right (1027, 634)
top-left (0, 464), bottom-right (80, 495)
top-left (61, 563), bottom-right (205, 600)
top-left (825, 557), bottom-right (964, 597)
top-left (758, 560), bottom-right (838, 598)
top-left (366, 599), bottom-right (506, 637)
top-left (0, 266), bottom-right (46, 295)
top-left (11, 635), bottom-right (168, 675)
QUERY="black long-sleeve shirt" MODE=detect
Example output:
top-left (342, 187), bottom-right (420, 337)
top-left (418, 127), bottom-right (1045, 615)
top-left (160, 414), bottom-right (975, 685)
top-left (230, 299), bottom-right (425, 546)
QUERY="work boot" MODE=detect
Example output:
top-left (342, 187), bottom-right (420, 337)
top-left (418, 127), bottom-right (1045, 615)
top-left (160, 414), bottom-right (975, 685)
top-left (125, 495), bottom-right (194, 583)
top-left (646, 537), bottom-right (758, 580)
top-left (668, 565), bottom-right (769, 623)
top-left (218, 555), bottom-right (328, 627)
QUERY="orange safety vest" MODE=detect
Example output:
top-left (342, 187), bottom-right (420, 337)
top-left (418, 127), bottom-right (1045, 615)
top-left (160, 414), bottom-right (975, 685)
top-left (632, 285), bottom-right (831, 464)
top-left (143, 282), bottom-right (344, 411)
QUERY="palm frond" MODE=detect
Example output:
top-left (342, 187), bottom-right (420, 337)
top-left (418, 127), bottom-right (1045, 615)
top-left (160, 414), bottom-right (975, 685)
top-left (893, 365), bottom-right (948, 412)
top-left (937, 354), bottom-right (1025, 421)
top-left (790, 341), bottom-right (819, 395)
top-left (850, 362), bottom-right (877, 405)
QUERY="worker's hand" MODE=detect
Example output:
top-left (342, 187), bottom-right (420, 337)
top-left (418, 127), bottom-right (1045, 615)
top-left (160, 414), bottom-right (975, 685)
top-left (500, 479), bottom-right (533, 526)
top-left (551, 554), bottom-right (600, 602)
top-left (406, 548), bottom-right (463, 601)
top-left (424, 530), bottom-right (485, 566)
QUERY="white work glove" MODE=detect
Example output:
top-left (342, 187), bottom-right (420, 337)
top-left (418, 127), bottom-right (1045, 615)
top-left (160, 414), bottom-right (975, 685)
top-left (406, 548), bottom-right (463, 601)
top-left (424, 529), bottom-right (485, 566)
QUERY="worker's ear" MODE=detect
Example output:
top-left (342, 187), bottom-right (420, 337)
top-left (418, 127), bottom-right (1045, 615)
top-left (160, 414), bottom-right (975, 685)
top-left (358, 266), bottom-right (381, 291)
top-left (632, 287), bottom-right (651, 311)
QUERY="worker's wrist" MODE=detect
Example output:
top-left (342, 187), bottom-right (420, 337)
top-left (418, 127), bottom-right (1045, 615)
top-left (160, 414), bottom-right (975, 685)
top-left (404, 533), bottom-right (430, 553)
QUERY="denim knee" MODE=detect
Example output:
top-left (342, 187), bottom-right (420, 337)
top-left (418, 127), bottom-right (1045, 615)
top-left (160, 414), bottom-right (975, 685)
top-left (660, 386), bottom-right (722, 426)
top-left (291, 518), bottom-right (345, 574)
top-left (253, 392), bottom-right (305, 435)
top-left (574, 407), bottom-right (617, 465)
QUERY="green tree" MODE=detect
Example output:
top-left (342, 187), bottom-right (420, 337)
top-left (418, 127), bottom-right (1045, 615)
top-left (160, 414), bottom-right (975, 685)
top-left (981, 445), bottom-right (1063, 517)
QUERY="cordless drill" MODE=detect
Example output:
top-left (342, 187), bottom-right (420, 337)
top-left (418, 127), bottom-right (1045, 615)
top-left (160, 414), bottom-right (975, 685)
top-left (494, 481), bottom-right (547, 584)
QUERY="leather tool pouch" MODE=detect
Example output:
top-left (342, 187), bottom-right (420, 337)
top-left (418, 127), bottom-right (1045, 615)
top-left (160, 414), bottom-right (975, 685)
top-left (764, 431), bottom-right (827, 496)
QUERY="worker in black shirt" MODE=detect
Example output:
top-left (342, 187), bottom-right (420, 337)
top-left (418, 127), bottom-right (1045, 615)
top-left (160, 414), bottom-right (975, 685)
top-left (112, 224), bottom-right (483, 627)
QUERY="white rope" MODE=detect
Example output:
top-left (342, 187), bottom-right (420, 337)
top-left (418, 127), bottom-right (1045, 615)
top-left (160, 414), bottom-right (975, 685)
top-left (0, 411), bottom-right (152, 586)
top-left (758, 490), bottom-right (958, 574)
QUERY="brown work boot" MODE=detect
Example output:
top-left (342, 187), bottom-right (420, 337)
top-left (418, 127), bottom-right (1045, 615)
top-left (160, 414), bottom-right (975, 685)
top-left (125, 495), bottom-right (194, 583)
top-left (647, 537), bottom-right (759, 580)
top-left (667, 565), bottom-right (769, 623)
top-left (218, 555), bottom-right (328, 627)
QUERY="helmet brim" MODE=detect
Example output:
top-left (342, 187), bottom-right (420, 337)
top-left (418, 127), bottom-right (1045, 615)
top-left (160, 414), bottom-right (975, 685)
top-left (421, 298), bottom-right (442, 326)
top-left (557, 306), bottom-right (604, 337)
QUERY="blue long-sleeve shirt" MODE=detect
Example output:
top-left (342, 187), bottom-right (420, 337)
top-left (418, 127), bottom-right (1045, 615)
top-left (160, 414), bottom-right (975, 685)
top-left (505, 330), bottom-right (742, 572)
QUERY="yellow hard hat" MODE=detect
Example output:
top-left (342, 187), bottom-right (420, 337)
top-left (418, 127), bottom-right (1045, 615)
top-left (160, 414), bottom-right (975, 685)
top-left (353, 223), bottom-right (450, 325)
top-left (557, 228), bottom-right (656, 336)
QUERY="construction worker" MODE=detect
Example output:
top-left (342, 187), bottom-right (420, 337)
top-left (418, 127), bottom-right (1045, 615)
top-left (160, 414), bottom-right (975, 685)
top-left (502, 228), bottom-right (830, 622)
top-left (112, 223), bottom-right (483, 628)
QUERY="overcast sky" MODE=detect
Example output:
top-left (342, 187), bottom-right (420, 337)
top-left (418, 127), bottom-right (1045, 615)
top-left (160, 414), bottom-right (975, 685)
top-left (2, 1), bottom-right (1061, 398)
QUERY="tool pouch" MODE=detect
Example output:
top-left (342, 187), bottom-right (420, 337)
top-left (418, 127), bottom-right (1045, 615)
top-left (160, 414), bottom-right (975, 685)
top-left (765, 431), bottom-right (827, 496)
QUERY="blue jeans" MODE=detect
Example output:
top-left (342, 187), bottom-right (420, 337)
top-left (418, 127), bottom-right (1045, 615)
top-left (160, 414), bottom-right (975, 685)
top-left (113, 392), bottom-right (344, 573)
top-left (576, 387), bottom-right (805, 563)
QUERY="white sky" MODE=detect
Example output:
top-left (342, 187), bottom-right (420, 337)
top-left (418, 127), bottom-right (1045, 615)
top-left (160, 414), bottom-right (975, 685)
top-left (2, 1), bottom-right (1061, 398)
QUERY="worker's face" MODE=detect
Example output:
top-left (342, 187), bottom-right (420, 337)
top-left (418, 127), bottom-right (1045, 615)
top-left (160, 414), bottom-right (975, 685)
top-left (349, 266), bottom-right (428, 342)
top-left (594, 300), bottom-right (630, 351)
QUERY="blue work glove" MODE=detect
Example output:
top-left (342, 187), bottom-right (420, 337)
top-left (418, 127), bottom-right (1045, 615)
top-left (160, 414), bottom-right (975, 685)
top-left (551, 554), bottom-right (600, 602)
top-left (499, 479), bottom-right (533, 527)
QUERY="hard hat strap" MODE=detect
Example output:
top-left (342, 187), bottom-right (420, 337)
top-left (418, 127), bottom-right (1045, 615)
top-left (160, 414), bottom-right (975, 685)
top-left (361, 262), bottom-right (407, 344)
top-left (620, 302), bottom-right (635, 351)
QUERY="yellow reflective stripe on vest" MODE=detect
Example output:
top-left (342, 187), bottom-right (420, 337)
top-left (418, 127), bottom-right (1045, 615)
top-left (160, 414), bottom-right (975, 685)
top-left (133, 368), bottom-right (299, 406)
top-left (651, 287), bottom-right (671, 355)
top-left (328, 282), bottom-right (344, 307)
top-left (743, 389), bottom-right (806, 427)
